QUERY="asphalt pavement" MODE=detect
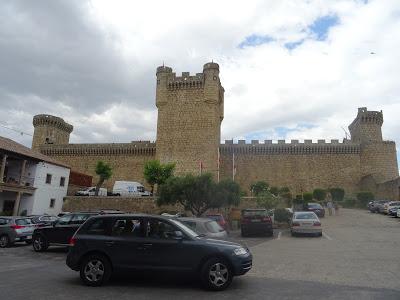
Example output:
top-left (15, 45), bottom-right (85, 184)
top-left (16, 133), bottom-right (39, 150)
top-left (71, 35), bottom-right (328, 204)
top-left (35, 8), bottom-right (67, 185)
top-left (0, 208), bottom-right (399, 300)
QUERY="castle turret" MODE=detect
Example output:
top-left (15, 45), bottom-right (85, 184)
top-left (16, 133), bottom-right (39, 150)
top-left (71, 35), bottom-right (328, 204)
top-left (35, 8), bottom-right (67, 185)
top-left (32, 114), bottom-right (73, 151)
top-left (155, 62), bottom-right (224, 176)
top-left (348, 107), bottom-right (383, 143)
top-left (349, 108), bottom-right (398, 184)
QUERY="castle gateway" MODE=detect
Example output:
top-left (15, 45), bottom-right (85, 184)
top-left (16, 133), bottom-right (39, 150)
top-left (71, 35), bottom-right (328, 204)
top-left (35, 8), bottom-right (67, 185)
top-left (32, 63), bottom-right (400, 200)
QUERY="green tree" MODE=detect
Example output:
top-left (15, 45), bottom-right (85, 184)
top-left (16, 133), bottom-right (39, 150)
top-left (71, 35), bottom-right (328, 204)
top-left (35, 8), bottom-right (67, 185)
top-left (158, 173), bottom-right (239, 217)
top-left (313, 188), bottom-right (327, 202)
top-left (256, 191), bottom-right (279, 210)
top-left (269, 186), bottom-right (280, 196)
top-left (329, 188), bottom-right (345, 202)
top-left (356, 191), bottom-right (374, 208)
top-left (279, 187), bottom-right (292, 207)
top-left (95, 161), bottom-right (112, 196)
top-left (144, 160), bottom-right (175, 195)
top-left (303, 192), bottom-right (313, 202)
top-left (215, 179), bottom-right (241, 207)
top-left (250, 181), bottom-right (269, 196)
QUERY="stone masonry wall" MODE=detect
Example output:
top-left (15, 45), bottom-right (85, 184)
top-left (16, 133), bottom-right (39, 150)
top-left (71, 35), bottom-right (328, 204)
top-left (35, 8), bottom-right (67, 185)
top-left (62, 196), bottom-right (181, 214)
top-left (220, 141), bottom-right (362, 196)
top-left (40, 143), bottom-right (156, 190)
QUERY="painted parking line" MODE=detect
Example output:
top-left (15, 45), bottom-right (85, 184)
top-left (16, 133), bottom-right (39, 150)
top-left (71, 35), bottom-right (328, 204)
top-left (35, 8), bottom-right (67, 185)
top-left (322, 232), bottom-right (333, 240)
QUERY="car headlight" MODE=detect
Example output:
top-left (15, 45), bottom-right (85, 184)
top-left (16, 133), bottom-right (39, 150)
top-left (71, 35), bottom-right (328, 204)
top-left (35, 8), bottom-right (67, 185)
top-left (233, 247), bottom-right (248, 256)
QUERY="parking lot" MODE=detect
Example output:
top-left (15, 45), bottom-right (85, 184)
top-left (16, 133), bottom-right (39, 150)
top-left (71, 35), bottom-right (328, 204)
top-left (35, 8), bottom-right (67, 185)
top-left (1, 208), bottom-right (400, 299)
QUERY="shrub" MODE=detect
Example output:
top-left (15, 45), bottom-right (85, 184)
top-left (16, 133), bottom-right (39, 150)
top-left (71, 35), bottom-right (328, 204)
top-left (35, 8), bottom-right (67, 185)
top-left (356, 191), bottom-right (374, 208)
top-left (274, 208), bottom-right (291, 223)
top-left (256, 191), bottom-right (279, 210)
top-left (313, 189), bottom-right (326, 202)
top-left (303, 192), bottom-right (313, 202)
top-left (250, 181), bottom-right (269, 196)
top-left (329, 188), bottom-right (345, 202)
top-left (269, 186), bottom-right (280, 196)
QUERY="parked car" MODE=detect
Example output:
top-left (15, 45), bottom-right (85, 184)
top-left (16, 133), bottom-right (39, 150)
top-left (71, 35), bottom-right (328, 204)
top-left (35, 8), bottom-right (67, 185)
top-left (376, 201), bottom-right (390, 213)
top-left (382, 201), bottom-right (400, 214)
top-left (29, 215), bottom-right (58, 227)
top-left (66, 214), bottom-right (252, 290)
top-left (291, 211), bottom-right (322, 237)
top-left (304, 203), bottom-right (325, 218)
top-left (206, 213), bottom-right (228, 231)
top-left (240, 209), bottom-right (273, 237)
top-left (397, 208), bottom-right (400, 218)
top-left (75, 187), bottom-right (107, 197)
top-left (32, 210), bottom-right (123, 252)
top-left (387, 206), bottom-right (400, 217)
top-left (368, 200), bottom-right (388, 213)
top-left (178, 217), bottom-right (228, 239)
top-left (0, 217), bottom-right (36, 247)
top-left (112, 181), bottom-right (151, 197)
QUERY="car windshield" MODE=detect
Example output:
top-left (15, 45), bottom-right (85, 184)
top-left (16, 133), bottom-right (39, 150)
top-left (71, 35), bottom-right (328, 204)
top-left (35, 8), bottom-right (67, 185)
top-left (170, 219), bottom-right (200, 238)
top-left (294, 213), bottom-right (318, 220)
top-left (205, 221), bottom-right (224, 233)
top-left (206, 215), bottom-right (222, 221)
top-left (243, 210), bottom-right (267, 217)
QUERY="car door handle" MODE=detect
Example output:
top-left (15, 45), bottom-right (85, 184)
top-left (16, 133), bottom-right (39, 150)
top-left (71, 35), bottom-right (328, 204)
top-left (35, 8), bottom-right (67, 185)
top-left (105, 241), bottom-right (115, 246)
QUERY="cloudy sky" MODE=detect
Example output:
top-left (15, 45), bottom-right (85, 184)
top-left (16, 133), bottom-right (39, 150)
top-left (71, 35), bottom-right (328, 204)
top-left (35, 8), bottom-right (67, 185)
top-left (0, 0), bottom-right (399, 162)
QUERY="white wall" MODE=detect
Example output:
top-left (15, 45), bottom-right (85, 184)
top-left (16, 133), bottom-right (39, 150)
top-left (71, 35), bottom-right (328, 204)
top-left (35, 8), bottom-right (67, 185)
top-left (30, 162), bottom-right (70, 215)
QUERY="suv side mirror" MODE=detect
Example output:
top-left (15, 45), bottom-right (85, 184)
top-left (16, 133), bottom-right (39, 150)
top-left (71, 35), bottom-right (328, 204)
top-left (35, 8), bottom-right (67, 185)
top-left (172, 230), bottom-right (184, 240)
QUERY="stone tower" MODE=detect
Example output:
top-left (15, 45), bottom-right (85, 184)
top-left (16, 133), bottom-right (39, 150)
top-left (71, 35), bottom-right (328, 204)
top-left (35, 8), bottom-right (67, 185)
top-left (32, 114), bottom-right (73, 151)
top-left (349, 107), bottom-right (398, 184)
top-left (155, 62), bottom-right (224, 176)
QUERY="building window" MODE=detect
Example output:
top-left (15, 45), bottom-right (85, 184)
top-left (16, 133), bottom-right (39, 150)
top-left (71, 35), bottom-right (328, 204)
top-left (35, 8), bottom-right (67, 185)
top-left (49, 198), bottom-right (55, 208)
top-left (60, 177), bottom-right (65, 187)
top-left (46, 174), bottom-right (52, 184)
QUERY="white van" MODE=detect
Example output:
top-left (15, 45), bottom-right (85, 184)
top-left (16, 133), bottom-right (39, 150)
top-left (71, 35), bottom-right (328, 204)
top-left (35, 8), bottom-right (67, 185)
top-left (75, 187), bottom-right (107, 197)
top-left (112, 181), bottom-right (151, 197)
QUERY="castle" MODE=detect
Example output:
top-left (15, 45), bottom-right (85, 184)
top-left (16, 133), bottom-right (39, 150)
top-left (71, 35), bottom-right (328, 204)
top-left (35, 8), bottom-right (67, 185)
top-left (31, 62), bottom-right (400, 200)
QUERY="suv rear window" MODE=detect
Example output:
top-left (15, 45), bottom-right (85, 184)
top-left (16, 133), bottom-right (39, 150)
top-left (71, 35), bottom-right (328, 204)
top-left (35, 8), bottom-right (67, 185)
top-left (295, 213), bottom-right (318, 220)
top-left (308, 203), bottom-right (322, 209)
top-left (85, 219), bottom-right (108, 235)
top-left (242, 210), bottom-right (267, 217)
top-left (15, 218), bottom-right (32, 225)
top-left (70, 214), bottom-right (93, 225)
top-left (205, 221), bottom-right (223, 233)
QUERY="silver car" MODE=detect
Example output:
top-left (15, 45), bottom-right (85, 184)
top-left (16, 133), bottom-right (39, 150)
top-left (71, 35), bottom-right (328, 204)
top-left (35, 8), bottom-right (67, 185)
top-left (290, 212), bottom-right (322, 237)
top-left (0, 217), bottom-right (36, 247)
top-left (178, 217), bottom-right (228, 239)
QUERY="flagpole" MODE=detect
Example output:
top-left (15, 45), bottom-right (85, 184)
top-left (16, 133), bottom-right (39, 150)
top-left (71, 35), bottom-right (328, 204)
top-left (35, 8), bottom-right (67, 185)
top-left (232, 152), bottom-right (235, 181)
top-left (217, 148), bottom-right (220, 183)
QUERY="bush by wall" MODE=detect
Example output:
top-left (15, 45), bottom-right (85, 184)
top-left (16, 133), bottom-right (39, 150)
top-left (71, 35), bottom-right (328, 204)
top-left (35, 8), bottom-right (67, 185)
top-left (274, 208), bottom-right (291, 223)
top-left (356, 191), bottom-right (375, 208)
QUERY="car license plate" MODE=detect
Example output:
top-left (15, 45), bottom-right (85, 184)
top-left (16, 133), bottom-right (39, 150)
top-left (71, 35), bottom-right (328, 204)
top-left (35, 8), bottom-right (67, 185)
top-left (251, 219), bottom-right (261, 222)
top-left (302, 223), bottom-right (312, 226)
top-left (26, 235), bottom-right (32, 239)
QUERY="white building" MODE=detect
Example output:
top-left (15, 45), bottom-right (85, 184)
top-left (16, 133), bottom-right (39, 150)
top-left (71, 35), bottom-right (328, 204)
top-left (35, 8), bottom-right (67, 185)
top-left (0, 136), bottom-right (70, 216)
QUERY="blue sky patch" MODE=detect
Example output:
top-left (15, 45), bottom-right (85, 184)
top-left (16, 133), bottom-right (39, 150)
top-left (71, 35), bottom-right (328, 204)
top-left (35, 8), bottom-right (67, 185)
top-left (285, 40), bottom-right (304, 50)
top-left (309, 15), bottom-right (339, 40)
top-left (238, 34), bottom-right (274, 48)
top-left (244, 123), bottom-right (317, 141)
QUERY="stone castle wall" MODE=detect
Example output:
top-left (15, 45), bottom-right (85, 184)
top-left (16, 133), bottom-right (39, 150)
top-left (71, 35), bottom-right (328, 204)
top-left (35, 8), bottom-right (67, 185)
top-left (219, 140), bottom-right (362, 196)
top-left (40, 142), bottom-right (156, 190)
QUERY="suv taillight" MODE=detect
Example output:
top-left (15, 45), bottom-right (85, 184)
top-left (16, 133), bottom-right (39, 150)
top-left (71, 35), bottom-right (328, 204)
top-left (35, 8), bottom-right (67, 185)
top-left (313, 222), bottom-right (321, 226)
top-left (69, 237), bottom-right (76, 246)
top-left (11, 225), bottom-right (25, 229)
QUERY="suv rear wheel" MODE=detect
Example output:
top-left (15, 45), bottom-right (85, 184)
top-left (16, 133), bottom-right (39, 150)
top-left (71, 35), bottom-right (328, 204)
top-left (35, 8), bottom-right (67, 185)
top-left (0, 235), bottom-right (10, 248)
top-left (33, 235), bottom-right (48, 252)
top-left (201, 257), bottom-right (233, 291)
top-left (80, 254), bottom-right (112, 287)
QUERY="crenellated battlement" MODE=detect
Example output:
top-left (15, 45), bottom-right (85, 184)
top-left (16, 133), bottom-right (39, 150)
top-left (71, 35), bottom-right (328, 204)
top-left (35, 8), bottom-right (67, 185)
top-left (220, 139), bottom-right (360, 155)
top-left (39, 143), bottom-right (156, 156)
top-left (167, 72), bottom-right (204, 90)
top-left (349, 107), bottom-right (383, 129)
top-left (33, 114), bottom-right (73, 133)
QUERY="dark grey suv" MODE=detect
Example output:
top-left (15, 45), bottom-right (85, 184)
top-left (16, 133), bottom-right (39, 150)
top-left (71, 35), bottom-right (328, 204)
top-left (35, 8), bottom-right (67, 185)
top-left (66, 214), bottom-right (252, 291)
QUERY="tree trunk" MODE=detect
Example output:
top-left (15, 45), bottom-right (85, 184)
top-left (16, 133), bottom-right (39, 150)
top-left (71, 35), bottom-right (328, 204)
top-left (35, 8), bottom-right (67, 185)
top-left (95, 178), bottom-right (104, 196)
